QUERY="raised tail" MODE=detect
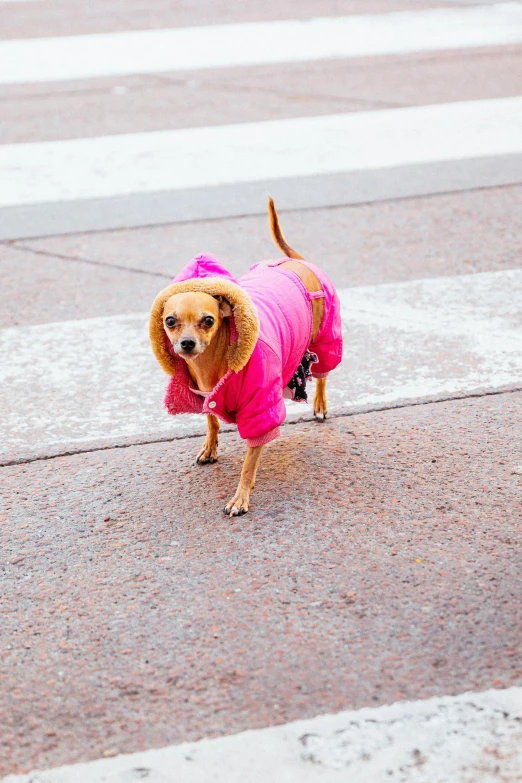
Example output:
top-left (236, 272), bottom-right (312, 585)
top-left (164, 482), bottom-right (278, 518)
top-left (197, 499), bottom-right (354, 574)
top-left (268, 197), bottom-right (304, 260)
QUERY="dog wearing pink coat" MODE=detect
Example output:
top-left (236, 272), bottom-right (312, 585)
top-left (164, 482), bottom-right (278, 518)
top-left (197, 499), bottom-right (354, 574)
top-left (150, 199), bottom-right (343, 516)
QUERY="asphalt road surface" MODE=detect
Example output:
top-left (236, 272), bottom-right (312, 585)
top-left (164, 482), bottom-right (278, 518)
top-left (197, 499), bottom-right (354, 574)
top-left (1, 1), bottom-right (521, 781)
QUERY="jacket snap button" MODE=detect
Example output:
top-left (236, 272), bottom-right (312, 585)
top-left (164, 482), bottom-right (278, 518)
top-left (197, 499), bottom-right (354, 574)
top-left (208, 401), bottom-right (216, 408)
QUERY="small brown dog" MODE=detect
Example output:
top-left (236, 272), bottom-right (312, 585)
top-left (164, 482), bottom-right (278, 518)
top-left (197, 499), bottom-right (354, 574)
top-left (151, 200), bottom-right (342, 515)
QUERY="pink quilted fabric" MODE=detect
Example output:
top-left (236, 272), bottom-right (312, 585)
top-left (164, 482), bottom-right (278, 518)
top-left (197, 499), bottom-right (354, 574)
top-left (163, 254), bottom-right (342, 447)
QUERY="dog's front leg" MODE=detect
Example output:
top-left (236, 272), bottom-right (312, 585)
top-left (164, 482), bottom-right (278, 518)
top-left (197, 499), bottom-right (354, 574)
top-left (196, 414), bottom-right (220, 464)
top-left (224, 445), bottom-right (265, 516)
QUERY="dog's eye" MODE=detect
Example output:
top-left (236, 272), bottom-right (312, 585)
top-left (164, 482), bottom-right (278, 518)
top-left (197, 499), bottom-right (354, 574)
top-left (203, 316), bottom-right (215, 327)
top-left (165, 316), bottom-right (176, 328)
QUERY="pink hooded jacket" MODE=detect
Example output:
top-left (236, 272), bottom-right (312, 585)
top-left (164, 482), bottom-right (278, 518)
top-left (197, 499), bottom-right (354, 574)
top-left (150, 254), bottom-right (342, 447)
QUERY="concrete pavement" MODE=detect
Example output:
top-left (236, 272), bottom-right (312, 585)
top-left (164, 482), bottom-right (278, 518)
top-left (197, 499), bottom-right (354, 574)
top-left (4, 688), bottom-right (522, 782)
top-left (3, 97), bottom-right (522, 239)
top-left (2, 268), bottom-right (522, 464)
top-left (1, 393), bottom-right (521, 775)
top-left (0, 0), bottom-right (503, 39)
top-left (1, 1), bottom-right (521, 780)
top-left (3, 5), bottom-right (522, 84)
top-left (4, 44), bottom-right (522, 145)
top-left (8, 185), bottom-right (521, 288)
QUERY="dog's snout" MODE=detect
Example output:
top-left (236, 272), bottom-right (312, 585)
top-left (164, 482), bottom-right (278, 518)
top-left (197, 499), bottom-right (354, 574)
top-left (180, 338), bottom-right (196, 352)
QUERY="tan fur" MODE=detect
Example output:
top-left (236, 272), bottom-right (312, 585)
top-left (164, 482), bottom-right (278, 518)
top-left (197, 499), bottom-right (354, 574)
top-left (313, 377), bottom-right (328, 421)
top-left (149, 198), bottom-right (329, 516)
top-left (223, 444), bottom-right (265, 516)
top-left (268, 197), bottom-right (324, 341)
top-left (268, 197), bottom-right (304, 260)
top-left (162, 291), bottom-right (230, 390)
top-left (162, 291), bottom-right (222, 357)
top-left (196, 414), bottom-right (220, 464)
top-left (150, 276), bottom-right (259, 376)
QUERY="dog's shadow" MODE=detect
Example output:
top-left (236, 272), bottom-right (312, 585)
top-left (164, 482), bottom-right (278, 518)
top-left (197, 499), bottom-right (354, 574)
top-left (205, 421), bottom-right (360, 521)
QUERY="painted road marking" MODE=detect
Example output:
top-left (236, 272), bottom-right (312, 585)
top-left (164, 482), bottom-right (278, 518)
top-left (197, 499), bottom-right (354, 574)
top-left (1, 268), bottom-right (521, 463)
top-left (4, 156), bottom-right (522, 241)
top-left (1, 3), bottom-right (522, 84)
top-left (2, 97), bottom-right (522, 209)
top-left (3, 687), bottom-right (521, 782)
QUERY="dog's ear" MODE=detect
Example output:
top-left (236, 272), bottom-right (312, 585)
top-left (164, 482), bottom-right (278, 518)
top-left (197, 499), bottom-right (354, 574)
top-left (216, 296), bottom-right (232, 318)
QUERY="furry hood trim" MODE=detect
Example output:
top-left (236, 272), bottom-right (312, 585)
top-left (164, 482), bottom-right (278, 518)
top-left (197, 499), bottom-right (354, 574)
top-left (149, 253), bottom-right (260, 376)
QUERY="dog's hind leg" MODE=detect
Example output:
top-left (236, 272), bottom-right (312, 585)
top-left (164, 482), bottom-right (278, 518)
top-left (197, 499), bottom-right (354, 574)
top-left (313, 377), bottom-right (328, 422)
top-left (196, 414), bottom-right (220, 464)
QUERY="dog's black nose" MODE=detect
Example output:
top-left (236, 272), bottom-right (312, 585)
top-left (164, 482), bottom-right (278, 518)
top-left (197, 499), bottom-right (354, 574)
top-left (180, 338), bottom-right (196, 352)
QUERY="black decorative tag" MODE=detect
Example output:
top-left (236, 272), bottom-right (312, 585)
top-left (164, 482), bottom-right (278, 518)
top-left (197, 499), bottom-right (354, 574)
top-left (287, 350), bottom-right (319, 402)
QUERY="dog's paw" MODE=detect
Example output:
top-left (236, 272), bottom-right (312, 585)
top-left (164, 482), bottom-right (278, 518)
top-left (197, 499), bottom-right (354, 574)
top-left (196, 442), bottom-right (218, 464)
top-left (313, 400), bottom-right (327, 422)
top-left (223, 490), bottom-right (250, 517)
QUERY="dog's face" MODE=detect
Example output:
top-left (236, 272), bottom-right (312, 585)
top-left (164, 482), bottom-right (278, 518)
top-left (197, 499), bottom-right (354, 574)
top-left (162, 291), bottom-right (231, 358)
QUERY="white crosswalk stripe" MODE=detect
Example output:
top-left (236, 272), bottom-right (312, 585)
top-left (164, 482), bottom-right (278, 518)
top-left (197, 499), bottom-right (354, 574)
top-left (2, 97), bottom-right (522, 208)
top-left (2, 269), bottom-right (521, 464)
top-left (1, 3), bottom-right (522, 84)
top-left (4, 687), bottom-right (522, 783)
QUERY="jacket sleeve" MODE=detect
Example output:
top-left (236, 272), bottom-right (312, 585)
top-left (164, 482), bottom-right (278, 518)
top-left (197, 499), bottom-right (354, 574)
top-left (310, 287), bottom-right (343, 377)
top-left (234, 340), bottom-right (286, 447)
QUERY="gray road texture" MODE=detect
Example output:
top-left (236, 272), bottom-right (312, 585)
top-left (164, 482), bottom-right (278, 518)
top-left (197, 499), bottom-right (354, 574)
top-left (1, 0), bottom-right (522, 778)
top-left (1, 393), bottom-right (521, 775)
top-left (0, 0), bottom-right (477, 39)
top-left (2, 46), bottom-right (521, 143)
top-left (1, 184), bottom-right (521, 327)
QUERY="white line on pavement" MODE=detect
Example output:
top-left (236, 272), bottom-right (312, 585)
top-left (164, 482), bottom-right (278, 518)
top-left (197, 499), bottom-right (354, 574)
top-left (1, 269), bottom-right (521, 461)
top-left (2, 97), bottom-right (522, 208)
top-left (3, 686), bottom-right (521, 782)
top-left (1, 3), bottom-right (522, 84)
